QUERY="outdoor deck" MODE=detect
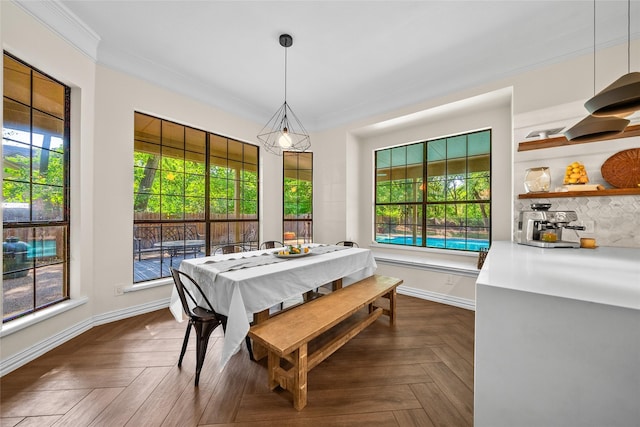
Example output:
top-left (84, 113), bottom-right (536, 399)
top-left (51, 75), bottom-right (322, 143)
top-left (133, 252), bottom-right (204, 283)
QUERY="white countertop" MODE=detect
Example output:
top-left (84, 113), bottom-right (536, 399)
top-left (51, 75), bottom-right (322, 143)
top-left (477, 241), bottom-right (640, 310)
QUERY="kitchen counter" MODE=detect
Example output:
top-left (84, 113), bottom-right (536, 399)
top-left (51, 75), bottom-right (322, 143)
top-left (474, 241), bottom-right (640, 427)
top-left (476, 241), bottom-right (640, 310)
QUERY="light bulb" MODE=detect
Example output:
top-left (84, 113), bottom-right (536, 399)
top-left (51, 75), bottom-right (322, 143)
top-left (278, 127), bottom-right (292, 148)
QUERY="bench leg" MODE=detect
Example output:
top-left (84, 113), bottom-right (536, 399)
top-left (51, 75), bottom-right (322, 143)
top-left (267, 351), bottom-right (280, 390)
top-left (293, 343), bottom-right (308, 411)
top-left (374, 288), bottom-right (397, 326)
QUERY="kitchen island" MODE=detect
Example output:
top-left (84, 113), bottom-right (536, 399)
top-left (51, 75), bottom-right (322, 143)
top-left (475, 241), bottom-right (640, 427)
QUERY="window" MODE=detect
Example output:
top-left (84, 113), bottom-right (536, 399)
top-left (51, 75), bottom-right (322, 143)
top-left (3, 52), bottom-right (70, 322)
top-left (375, 129), bottom-right (490, 251)
top-left (209, 134), bottom-right (259, 250)
top-left (283, 151), bottom-right (312, 245)
top-left (133, 112), bottom-right (259, 283)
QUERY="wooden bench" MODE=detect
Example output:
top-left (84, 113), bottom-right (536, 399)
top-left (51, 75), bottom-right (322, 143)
top-left (248, 274), bottom-right (403, 410)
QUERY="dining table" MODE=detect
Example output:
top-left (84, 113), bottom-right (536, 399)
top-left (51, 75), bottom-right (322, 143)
top-left (169, 244), bottom-right (377, 369)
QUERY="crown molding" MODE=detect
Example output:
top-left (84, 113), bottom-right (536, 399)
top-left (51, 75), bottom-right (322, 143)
top-left (12, 0), bottom-right (100, 61)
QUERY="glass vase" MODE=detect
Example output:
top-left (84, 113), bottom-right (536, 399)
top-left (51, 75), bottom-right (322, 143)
top-left (524, 167), bottom-right (551, 193)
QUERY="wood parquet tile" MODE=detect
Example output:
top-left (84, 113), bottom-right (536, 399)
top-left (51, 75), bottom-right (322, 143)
top-left (0, 295), bottom-right (474, 426)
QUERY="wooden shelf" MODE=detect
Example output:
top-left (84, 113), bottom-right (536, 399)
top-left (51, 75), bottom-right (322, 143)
top-left (518, 188), bottom-right (640, 199)
top-left (518, 124), bottom-right (640, 152)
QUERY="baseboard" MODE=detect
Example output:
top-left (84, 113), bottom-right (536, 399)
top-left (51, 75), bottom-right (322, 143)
top-left (1, 289), bottom-right (471, 376)
top-left (0, 316), bottom-right (94, 377)
top-left (1, 298), bottom-right (170, 377)
top-left (397, 285), bottom-right (476, 311)
top-left (92, 298), bottom-right (171, 326)
top-left (373, 252), bottom-right (480, 278)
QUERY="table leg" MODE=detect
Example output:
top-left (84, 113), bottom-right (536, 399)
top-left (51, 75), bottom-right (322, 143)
top-left (331, 278), bottom-right (343, 291)
top-left (388, 288), bottom-right (397, 326)
top-left (251, 309), bottom-right (270, 361)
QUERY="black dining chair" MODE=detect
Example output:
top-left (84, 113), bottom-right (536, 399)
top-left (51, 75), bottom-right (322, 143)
top-left (259, 240), bottom-right (284, 250)
top-left (214, 244), bottom-right (245, 255)
top-left (170, 267), bottom-right (253, 386)
top-left (336, 240), bottom-right (359, 248)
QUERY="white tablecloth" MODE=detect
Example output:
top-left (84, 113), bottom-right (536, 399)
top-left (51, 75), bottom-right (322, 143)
top-left (169, 244), bottom-right (377, 369)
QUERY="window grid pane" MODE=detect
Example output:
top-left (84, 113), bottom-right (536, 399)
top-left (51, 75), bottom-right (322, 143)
top-left (3, 52), bottom-right (70, 322)
top-left (134, 113), bottom-right (260, 282)
top-left (283, 152), bottom-right (312, 245)
top-left (375, 129), bottom-right (491, 252)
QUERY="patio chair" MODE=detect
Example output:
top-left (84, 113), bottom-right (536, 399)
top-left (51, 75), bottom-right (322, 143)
top-left (170, 267), bottom-right (253, 386)
top-left (214, 245), bottom-right (245, 255)
top-left (336, 240), bottom-right (359, 248)
top-left (259, 240), bottom-right (284, 249)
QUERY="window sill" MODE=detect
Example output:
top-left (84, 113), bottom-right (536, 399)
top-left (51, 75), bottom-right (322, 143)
top-left (370, 244), bottom-right (480, 277)
top-left (128, 277), bottom-right (173, 293)
top-left (1, 296), bottom-right (89, 338)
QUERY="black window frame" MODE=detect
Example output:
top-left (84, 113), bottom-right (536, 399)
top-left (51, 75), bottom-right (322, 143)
top-left (283, 151), bottom-right (313, 245)
top-left (374, 129), bottom-right (491, 252)
top-left (133, 112), bottom-right (260, 283)
top-left (2, 51), bottom-right (71, 322)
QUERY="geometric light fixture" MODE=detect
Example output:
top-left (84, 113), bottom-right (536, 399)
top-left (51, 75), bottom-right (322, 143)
top-left (257, 34), bottom-right (311, 156)
top-left (565, 0), bottom-right (630, 142)
top-left (585, 0), bottom-right (640, 117)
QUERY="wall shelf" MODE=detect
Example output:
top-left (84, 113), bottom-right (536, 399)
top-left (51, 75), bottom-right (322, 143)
top-left (518, 188), bottom-right (640, 199)
top-left (518, 124), bottom-right (640, 152)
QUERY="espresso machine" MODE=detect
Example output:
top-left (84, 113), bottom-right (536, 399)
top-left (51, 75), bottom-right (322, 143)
top-left (516, 203), bottom-right (585, 248)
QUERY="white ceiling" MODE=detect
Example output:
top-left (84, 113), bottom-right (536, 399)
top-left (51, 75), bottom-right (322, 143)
top-left (20, 1), bottom-right (640, 131)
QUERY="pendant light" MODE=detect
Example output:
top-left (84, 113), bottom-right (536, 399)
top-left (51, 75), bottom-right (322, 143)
top-left (565, 0), bottom-right (629, 142)
top-left (564, 114), bottom-right (629, 142)
top-left (257, 34), bottom-right (311, 156)
top-left (585, 0), bottom-right (640, 117)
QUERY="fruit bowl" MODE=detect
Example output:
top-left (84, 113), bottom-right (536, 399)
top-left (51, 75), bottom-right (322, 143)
top-left (273, 247), bottom-right (311, 258)
top-left (563, 162), bottom-right (589, 185)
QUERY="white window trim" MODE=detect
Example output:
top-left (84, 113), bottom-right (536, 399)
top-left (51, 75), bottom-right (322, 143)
top-left (0, 296), bottom-right (89, 338)
top-left (128, 277), bottom-right (173, 292)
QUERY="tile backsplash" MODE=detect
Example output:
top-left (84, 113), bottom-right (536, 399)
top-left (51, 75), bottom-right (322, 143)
top-left (515, 196), bottom-right (640, 248)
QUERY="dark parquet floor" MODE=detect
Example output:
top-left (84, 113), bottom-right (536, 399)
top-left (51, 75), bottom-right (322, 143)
top-left (0, 294), bottom-right (474, 426)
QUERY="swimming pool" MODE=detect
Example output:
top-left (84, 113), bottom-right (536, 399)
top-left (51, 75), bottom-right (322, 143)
top-left (376, 235), bottom-right (489, 251)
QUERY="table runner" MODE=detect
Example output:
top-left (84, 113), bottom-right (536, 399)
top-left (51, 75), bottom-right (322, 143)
top-left (201, 252), bottom-right (288, 281)
top-left (307, 244), bottom-right (349, 255)
top-left (197, 245), bottom-right (348, 281)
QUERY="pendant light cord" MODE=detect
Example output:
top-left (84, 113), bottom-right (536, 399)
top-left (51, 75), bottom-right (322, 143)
top-left (592, 0), bottom-right (631, 93)
top-left (628, 0), bottom-right (631, 73)
top-left (283, 44), bottom-right (288, 103)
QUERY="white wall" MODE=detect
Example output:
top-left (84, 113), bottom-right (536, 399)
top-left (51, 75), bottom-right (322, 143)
top-left (91, 65), bottom-right (272, 312)
top-left (0, 2), bottom-right (283, 368)
top-left (1, 1), bottom-right (97, 367)
top-left (345, 91), bottom-right (512, 302)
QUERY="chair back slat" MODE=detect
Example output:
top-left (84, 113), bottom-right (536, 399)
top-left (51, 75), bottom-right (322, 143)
top-left (260, 240), bottom-right (284, 249)
top-left (336, 240), bottom-right (359, 248)
top-left (214, 244), bottom-right (245, 254)
top-left (170, 267), bottom-right (216, 316)
top-left (170, 267), bottom-right (229, 386)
